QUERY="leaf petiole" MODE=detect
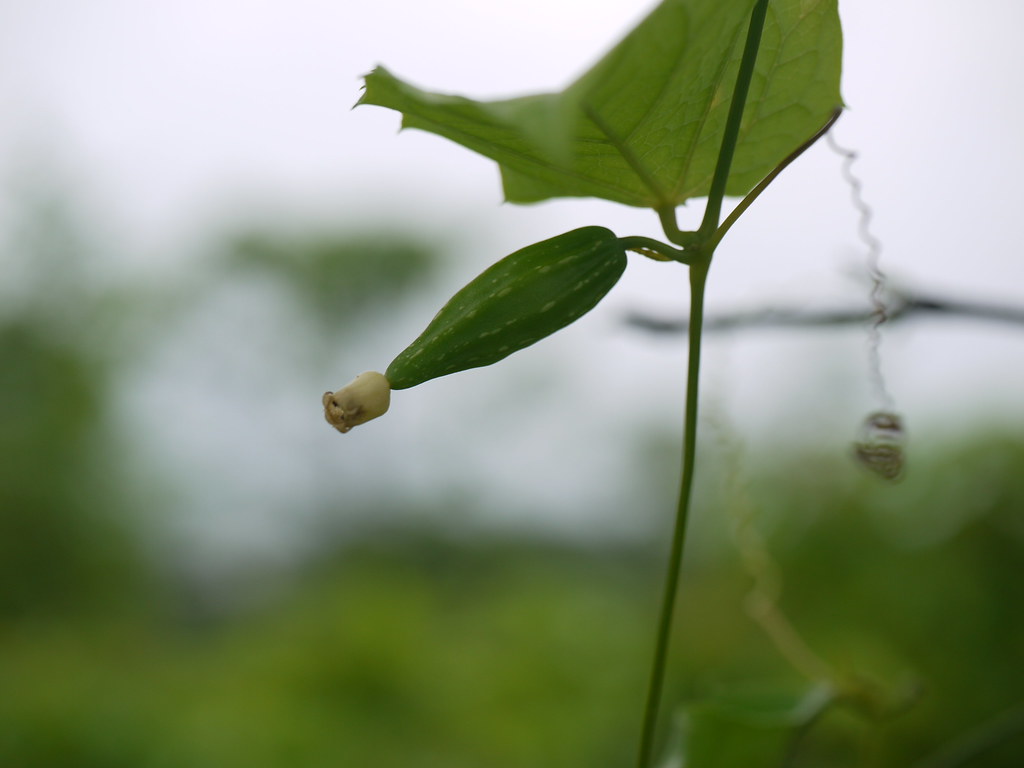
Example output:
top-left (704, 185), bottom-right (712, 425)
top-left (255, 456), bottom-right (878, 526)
top-left (657, 206), bottom-right (699, 248)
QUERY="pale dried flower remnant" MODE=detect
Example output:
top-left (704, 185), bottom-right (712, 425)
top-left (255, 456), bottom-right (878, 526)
top-left (323, 371), bottom-right (391, 433)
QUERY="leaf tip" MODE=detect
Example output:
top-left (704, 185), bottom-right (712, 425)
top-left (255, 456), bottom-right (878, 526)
top-left (353, 65), bottom-right (390, 109)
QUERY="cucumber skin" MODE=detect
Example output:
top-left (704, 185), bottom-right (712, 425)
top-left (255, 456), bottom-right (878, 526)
top-left (386, 227), bottom-right (626, 390)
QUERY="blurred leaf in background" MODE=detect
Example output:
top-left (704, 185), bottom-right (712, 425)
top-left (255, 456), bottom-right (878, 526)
top-left (0, 185), bottom-right (151, 621)
top-left (225, 230), bottom-right (435, 333)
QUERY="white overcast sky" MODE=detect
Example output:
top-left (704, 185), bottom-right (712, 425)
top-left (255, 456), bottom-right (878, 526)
top-left (2, 1), bottom-right (1023, 551)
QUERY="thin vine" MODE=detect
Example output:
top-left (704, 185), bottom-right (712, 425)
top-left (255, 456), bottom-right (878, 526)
top-left (827, 130), bottom-right (907, 480)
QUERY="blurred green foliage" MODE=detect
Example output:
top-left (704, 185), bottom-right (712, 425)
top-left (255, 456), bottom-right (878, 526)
top-left (0, 320), bottom-right (145, 618)
top-left (225, 231), bottom-right (436, 331)
top-left (0, 189), bottom-right (149, 621)
top-left (1, 193), bottom-right (1021, 767)
top-left (1, 469), bottom-right (1022, 767)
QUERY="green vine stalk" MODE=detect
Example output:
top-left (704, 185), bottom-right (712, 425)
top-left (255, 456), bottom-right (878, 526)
top-left (635, 3), bottom-right (770, 764)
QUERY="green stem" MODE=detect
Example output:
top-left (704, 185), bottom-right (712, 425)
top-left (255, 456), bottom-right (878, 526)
top-left (636, 3), bottom-right (769, 766)
top-left (618, 236), bottom-right (693, 265)
top-left (636, 261), bottom-right (709, 768)
top-left (698, 0), bottom-right (770, 241)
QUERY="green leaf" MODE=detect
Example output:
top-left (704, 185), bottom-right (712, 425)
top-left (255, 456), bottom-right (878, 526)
top-left (358, 0), bottom-right (842, 209)
top-left (675, 684), bottom-right (835, 768)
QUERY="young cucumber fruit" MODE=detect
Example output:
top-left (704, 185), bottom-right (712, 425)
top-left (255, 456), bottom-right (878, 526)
top-left (386, 226), bottom-right (627, 389)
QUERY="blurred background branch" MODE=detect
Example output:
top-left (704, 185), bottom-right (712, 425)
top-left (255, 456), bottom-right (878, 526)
top-left (625, 285), bottom-right (1024, 335)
